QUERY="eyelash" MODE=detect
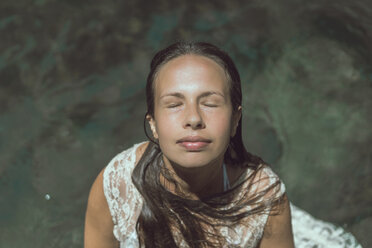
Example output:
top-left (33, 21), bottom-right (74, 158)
top-left (166, 103), bottom-right (218, 108)
top-left (167, 104), bottom-right (182, 108)
top-left (203, 103), bottom-right (218, 107)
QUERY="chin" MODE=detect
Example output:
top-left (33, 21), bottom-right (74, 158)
top-left (168, 152), bottom-right (220, 169)
top-left (175, 161), bottom-right (207, 168)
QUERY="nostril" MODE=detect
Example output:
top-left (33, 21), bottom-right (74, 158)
top-left (183, 107), bottom-right (205, 129)
top-left (191, 121), bottom-right (205, 129)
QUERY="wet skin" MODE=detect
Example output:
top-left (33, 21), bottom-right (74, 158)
top-left (147, 54), bottom-right (241, 197)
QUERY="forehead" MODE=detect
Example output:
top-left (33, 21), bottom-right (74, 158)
top-left (154, 55), bottom-right (229, 96)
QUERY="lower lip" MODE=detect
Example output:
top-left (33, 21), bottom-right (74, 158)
top-left (178, 142), bottom-right (210, 151)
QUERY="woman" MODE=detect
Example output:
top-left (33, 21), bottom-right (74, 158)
top-left (84, 42), bottom-right (361, 248)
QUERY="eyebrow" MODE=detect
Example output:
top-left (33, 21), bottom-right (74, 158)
top-left (160, 91), bottom-right (225, 100)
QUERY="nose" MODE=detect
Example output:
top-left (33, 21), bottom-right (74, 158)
top-left (183, 104), bottom-right (205, 130)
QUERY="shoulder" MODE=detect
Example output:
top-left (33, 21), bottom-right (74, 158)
top-left (135, 141), bottom-right (150, 165)
top-left (102, 140), bottom-right (150, 202)
top-left (249, 164), bottom-right (286, 199)
top-left (103, 141), bottom-right (149, 182)
top-left (85, 141), bottom-right (147, 224)
top-left (105, 141), bottom-right (149, 171)
top-left (88, 140), bottom-right (149, 220)
top-left (86, 168), bottom-right (110, 222)
top-left (84, 165), bottom-right (119, 246)
top-left (258, 193), bottom-right (295, 248)
top-left (84, 141), bottom-right (149, 245)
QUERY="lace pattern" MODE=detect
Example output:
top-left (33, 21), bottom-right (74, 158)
top-left (103, 142), bottom-right (285, 247)
top-left (103, 142), bottom-right (145, 247)
top-left (103, 142), bottom-right (362, 248)
top-left (290, 204), bottom-right (362, 248)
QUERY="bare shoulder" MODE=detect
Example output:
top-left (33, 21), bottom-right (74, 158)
top-left (87, 140), bottom-right (149, 213)
top-left (84, 141), bottom-right (150, 247)
top-left (84, 167), bottom-right (119, 247)
top-left (258, 194), bottom-right (295, 248)
top-left (86, 168), bottom-right (108, 218)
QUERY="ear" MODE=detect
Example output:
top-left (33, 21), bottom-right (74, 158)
top-left (146, 114), bottom-right (159, 139)
top-left (231, 106), bottom-right (242, 137)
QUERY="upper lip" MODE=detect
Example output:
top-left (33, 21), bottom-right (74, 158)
top-left (177, 136), bottom-right (211, 143)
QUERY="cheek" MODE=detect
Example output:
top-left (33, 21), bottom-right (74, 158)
top-left (205, 107), bottom-right (233, 125)
top-left (154, 112), bottom-right (178, 136)
top-left (211, 114), bottom-right (233, 135)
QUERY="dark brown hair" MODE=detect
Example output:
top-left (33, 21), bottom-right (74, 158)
top-left (132, 42), bottom-right (282, 247)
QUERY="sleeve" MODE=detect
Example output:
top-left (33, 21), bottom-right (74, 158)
top-left (102, 143), bottom-right (144, 242)
top-left (232, 164), bottom-right (287, 246)
top-left (247, 164), bottom-right (287, 209)
top-left (259, 165), bottom-right (286, 200)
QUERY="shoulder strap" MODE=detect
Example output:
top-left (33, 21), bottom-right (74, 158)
top-left (223, 163), bottom-right (231, 191)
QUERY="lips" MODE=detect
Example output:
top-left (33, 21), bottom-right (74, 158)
top-left (177, 136), bottom-right (211, 151)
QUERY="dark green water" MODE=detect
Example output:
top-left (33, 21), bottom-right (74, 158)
top-left (0, 0), bottom-right (371, 247)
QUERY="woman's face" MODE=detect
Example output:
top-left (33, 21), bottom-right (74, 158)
top-left (148, 54), bottom-right (241, 168)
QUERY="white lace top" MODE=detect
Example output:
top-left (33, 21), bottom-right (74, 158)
top-left (103, 142), bottom-right (363, 248)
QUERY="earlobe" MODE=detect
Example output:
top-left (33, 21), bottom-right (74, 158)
top-left (231, 106), bottom-right (242, 137)
top-left (146, 115), bottom-right (159, 139)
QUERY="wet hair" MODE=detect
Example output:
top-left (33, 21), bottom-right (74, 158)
top-left (132, 42), bottom-right (282, 247)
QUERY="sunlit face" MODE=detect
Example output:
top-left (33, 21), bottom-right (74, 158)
top-left (148, 55), bottom-right (241, 168)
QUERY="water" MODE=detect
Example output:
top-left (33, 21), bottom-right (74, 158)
top-left (0, 0), bottom-right (371, 247)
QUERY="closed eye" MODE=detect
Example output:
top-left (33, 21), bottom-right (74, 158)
top-left (167, 103), bottom-right (182, 108)
top-left (203, 103), bottom-right (218, 107)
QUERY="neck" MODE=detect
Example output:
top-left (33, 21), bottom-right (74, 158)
top-left (161, 154), bottom-right (225, 199)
